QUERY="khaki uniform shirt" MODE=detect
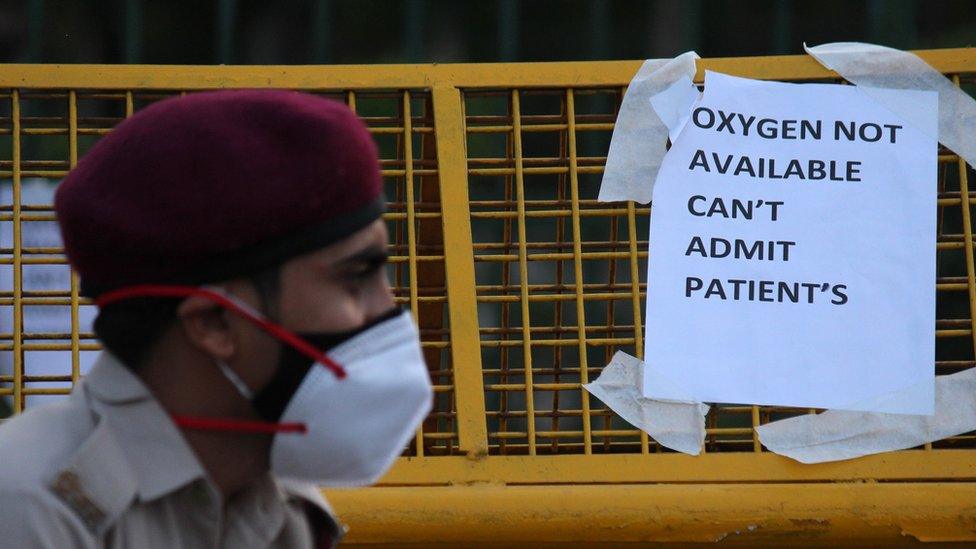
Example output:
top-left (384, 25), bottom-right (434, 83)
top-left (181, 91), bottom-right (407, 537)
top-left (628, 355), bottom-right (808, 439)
top-left (0, 353), bottom-right (344, 548)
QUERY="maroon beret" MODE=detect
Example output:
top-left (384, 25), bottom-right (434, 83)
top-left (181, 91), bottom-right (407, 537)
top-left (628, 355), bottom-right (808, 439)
top-left (55, 90), bottom-right (383, 296)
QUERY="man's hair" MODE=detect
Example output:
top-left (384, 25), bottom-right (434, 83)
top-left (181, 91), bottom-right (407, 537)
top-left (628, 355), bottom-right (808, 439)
top-left (94, 267), bottom-right (282, 370)
top-left (93, 298), bottom-right (182, 369)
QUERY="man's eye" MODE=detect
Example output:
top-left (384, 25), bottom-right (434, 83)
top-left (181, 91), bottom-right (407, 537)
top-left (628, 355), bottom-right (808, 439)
top-left (350, 260), bottom-right (385, 281)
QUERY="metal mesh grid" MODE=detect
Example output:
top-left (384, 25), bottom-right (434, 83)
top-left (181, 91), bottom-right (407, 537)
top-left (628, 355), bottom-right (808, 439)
top-left (0, 56), bottom-right (973, 476)
top-left (465, 73), bottom-right (976, 456)
top-left (0, 87), bottom-right (459, 456)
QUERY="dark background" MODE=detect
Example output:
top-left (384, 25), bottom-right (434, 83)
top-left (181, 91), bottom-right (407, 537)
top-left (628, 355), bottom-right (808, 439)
top-left (0, 0), bottom-right (973, 66)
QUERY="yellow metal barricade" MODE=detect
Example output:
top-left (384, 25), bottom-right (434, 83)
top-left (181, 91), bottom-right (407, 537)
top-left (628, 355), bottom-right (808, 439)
top-left (1, 50), bottom-right (975, 545)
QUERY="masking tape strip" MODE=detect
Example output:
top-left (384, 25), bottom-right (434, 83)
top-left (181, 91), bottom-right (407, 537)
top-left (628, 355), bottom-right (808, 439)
top-left (583, 351), bottom-right (709, 455)
top-left (592, 43), bottom-right (975, 462)
top-left (756, 367), bottom-right (976, 464)
top-left (650, 75), bottom-right (702, 144)
top-left (805, 41), bottom-right (976, 168)
top-left (598, 51), bottom-right (699, 204)
top-left (587, 79), bottom-right (708, 455)
top-left (744, 43), bottom-right (976, 463)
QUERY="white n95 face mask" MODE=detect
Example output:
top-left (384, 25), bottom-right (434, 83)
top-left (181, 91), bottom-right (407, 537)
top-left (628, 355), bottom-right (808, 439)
top-left (270, 308), bottom-right (434, 486)
top-left (95, 285), bottom-right (433, 487)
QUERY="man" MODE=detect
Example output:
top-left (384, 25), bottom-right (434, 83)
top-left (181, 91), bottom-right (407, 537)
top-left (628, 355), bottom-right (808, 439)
top-left (0, 90), bottom-right (433, 547)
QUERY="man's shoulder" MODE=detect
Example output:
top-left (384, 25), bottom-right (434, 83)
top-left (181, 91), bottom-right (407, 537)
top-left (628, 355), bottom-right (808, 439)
top-left (0, 392), bottom-right (139, 537)
top-left (276, 477), bottom-right (346, 542)
top-left (276, 477), bottom-right (332, 511)
top-left (0, 397), bottom-right (100, 545)
top-left (0, 484), bottom-right (92, 547)
top-left (0, 396), bottom-right (95, 490)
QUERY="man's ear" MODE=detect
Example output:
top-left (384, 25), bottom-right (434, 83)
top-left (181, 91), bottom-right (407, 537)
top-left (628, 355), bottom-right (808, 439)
top-left (177, 296), bottom-right (236, 360)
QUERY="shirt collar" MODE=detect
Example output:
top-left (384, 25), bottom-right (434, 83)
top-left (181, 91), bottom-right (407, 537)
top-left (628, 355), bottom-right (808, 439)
top-left (82, 352), bottom-right (339, 543)
top-left (83, 352), bottom-right (208, 502)
top-left (276, 477), bottom-right (347, 542)
top-left (224, 474), bottom-right (288, 544)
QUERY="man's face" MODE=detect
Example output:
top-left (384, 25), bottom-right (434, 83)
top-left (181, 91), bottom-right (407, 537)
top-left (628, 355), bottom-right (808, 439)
top-left (221, 218), bottom-right (394, 393)
top-left (276, 218), bottom-right (395, 334)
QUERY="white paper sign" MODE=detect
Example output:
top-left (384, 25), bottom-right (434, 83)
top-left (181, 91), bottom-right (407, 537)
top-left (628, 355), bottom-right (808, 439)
top-left (643, 72), bottom-right (937, 415)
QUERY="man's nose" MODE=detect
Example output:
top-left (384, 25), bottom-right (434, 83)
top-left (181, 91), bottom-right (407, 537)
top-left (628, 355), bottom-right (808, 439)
top-left (366, 275), bottom-right (397, 320)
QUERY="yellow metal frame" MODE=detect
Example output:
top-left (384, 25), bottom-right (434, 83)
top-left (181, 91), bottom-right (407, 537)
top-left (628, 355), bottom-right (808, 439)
top-left (1, 49), bottom-right (975, 544)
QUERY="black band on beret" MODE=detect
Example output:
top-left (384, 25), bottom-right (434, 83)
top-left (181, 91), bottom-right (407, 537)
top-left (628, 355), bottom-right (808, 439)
top-left (81, 196), bottom-right (385, 297)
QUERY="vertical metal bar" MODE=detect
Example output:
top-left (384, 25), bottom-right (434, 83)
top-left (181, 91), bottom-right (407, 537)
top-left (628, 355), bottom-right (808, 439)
top-left (404, 0), bottom-right (425, 62)
top-left (431, 85), bottom-right (488, 456)
top-left (771, 0), bottom-right (793, 55)
top-left (751, 405), bottom-right (761, 452)
top-left (680, 0), bottom-right (703, 53)
top-left (68, 91), bottom-right (80, 384)
top-left (499, 124), bottom-right (514, 455)
top-left (393, 142), bottom-right (405, 312)
top-left (125, 91), bottom-right (134, 117)
top-left (123, 0), bottom-right (143, 64)
top-left (565, 89), bottom-right (592, 455)
top-left (702, 412), bottom-right (710, 454)
top-left (402, 91), bottom-right (423, 457)
top-left (589, 1), bottom-right (610, 60)
top-left (216, 0), bottom-right (238, 65)
top-left (648, 0), bottom-right (700, 57)
top-left (867, 0), bottom-right (917, 50)
top-left (954, 76), bottom-right (976, 367)
top-left (625, 201), bottom-right (649, 453)
top-left (310, 0), bottom-right (332, 64)
top-left (552, 94), bottom-right (567, 454)
top-left (511, 89), bottom-right (536, 455)
top-left (25, 0), bottom-right (45, 63)
top-left (11, 91), bottom-right (23, 412)
top-left (416, 94), bottom-right (450, 453)
top-left (497, 0), bottom-right (519, 61)
top-left (403, 92), bottom-right (419, 320)
top-left (605, 213), bottom-right (618, 452)
top-left (390, 99), bottom-right (405, 302)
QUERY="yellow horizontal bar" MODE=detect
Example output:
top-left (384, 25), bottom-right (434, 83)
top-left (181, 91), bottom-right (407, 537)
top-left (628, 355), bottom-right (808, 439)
top-left (937, 329), bottom-right (973, 337)
top-left (0, 212), bottom-right (445, 222)
top-left (0, 332), bottom-right (95, 340)
top-left (392, 296), bottom-right (446, 305)
top-left (0, 343), bottom-right (101, 351)
top-left (487, 382), bottom-right (583, 391)
top-left (482, 405), bottom-right (801, 417)
top-left (466, 122), bottom-right (614, 133)
top-left (468, 166), bottom-right (603, 176)
top-left (470, 208), bottom-right (636, 219)
top-left (324, 482), bottom-right (976, 545)
top-left (489, 427), bottom-right (754, 439)
top-left (0, 388), bottom-right (71, 396)
top-left (419, 432), bottom-right (456, 441)
top-left (0, 214), bottom-right (57, 222)
top-left (479, 337), bottom-right (634, 348)
top-left (0, 168), bottom-right (439, 178)
top-left (0, 341), bottom-right (449, 351)
top-left (477, 291), bottom-right (636, 303)
top-left (0, 49), bottom-right (971, 89)
top-left (496, 328), bottom-right (970, 341)
top-left (0, 374), bottom-right (74, 382)
top-left (0, 125), bottom-right (436, 137)
top-left (0, 256), bottom-right (447, 265)
top-left (474, 251), bottom-right (643, 261)
top-left (373, 451), bottom-right (976, 485)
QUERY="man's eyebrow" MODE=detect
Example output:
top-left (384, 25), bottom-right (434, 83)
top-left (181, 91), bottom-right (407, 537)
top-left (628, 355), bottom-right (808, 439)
top-left (334, 245), bottom-right (389, 267)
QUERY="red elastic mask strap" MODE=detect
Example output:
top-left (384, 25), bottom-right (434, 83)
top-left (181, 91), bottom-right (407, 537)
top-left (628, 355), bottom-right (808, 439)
top-left (95, 284), bottom-right (347, 379)
top-left (172, 415), bottom-right (307, 435)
